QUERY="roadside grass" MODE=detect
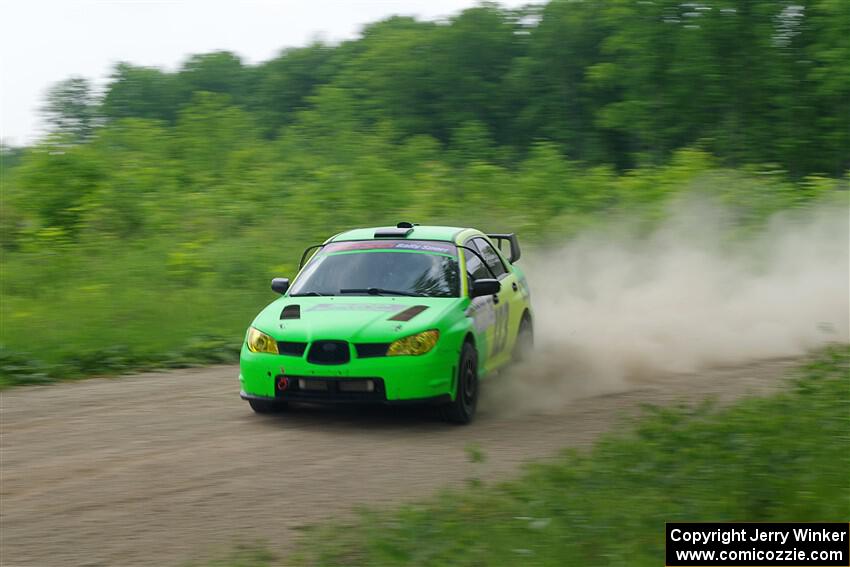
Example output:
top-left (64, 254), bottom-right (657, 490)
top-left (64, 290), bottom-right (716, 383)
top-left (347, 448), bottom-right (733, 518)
top-left (0, 236), bottom-right (284, 387)
top-left (0, 334), bottom-right (242, 388)
top-left (1, 164), bottom-right (845, 388)
top-left (211, 345), bottom-right (849, 566)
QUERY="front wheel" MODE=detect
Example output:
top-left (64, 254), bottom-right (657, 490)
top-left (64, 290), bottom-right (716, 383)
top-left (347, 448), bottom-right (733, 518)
top-left (441, 342), bottom-right (478, 424)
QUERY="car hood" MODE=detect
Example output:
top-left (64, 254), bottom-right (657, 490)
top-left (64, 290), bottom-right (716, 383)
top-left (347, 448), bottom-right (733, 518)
top-left (251, 295), bottom-right (464, 343)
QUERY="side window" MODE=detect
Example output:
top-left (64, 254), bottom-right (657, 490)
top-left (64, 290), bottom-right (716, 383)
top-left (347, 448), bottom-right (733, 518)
top-left (473, 238), bottom-right (508, 279)
top-left (462, 245), bottom-right (490, 282)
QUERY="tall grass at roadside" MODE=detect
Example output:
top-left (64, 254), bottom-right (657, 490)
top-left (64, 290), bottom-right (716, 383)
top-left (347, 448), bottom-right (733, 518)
top-left (274, 346), bottom-right (847, 566)
top-left (0, 235), bottom-right (293, 387)
top-left (2, 152), bottom-right (846, 386)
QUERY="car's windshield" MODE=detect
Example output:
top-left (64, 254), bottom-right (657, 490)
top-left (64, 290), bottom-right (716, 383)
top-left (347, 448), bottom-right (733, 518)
top-left (290, 243), bottom-right (460, 298)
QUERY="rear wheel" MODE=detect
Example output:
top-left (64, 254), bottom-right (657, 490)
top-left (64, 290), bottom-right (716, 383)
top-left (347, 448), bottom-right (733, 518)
top-left (442, 342), bottom-right (478, 424)
top-left (248, 398), bottom-right (286, 414)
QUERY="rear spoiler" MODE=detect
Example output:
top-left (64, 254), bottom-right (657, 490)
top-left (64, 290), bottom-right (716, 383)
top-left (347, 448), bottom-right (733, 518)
top-left (487, 233), bottom-right (521, 263)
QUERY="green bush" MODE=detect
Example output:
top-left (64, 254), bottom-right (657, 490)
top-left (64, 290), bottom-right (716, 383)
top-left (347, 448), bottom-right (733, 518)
top-left (2, 141), bottom-right (845, 385)
top-left (287, 346), bottom-right (849, 566)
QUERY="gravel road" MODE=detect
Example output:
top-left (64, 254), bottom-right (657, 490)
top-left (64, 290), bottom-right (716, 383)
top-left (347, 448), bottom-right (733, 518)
top-left (0, 357), bottom-right (799, 566)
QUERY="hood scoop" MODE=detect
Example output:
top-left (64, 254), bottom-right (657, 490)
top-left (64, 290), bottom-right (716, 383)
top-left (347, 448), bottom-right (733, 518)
top-left (280, 304), bottom-right (301, 320)
top-left (389, 305), bottom-right (429, 322)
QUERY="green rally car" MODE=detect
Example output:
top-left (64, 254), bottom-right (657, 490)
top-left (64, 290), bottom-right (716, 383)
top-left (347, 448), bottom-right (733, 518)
top-left (239, 223), bottom-right (533, 423)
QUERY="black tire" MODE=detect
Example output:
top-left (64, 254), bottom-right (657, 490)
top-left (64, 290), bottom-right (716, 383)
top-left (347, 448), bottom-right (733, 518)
top-left (513, 315), bottom-right (534, 362)
top-left (441, 342), bottom-right (479, 424)
top-left (248, 398), bottom-right (286, 414)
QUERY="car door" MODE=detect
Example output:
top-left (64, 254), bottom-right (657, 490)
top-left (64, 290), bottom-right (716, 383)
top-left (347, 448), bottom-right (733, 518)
top-left (464, 237), bottom-right (517, 372)
top-left (473, 237), bottom-right (524, 369)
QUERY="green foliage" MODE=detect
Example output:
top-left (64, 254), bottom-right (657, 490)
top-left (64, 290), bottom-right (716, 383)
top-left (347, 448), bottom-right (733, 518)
top-left (0, 331), bottom-right (241, 388)
top-left (464, 443), bottom-right (487, 464)
top-left (0, 347), bottom-right (54, 388)
top-left (1, 0), bottom-right (848, 383)
top-left (250, 43), bottom-right (339, 136)
top-left (40, 76), bottom-right (100, 143)
top-left (102, 63), bottom-right (181, 123)
top-left (288, 346), bottom-right (849, 566)
top-left (1, 126), bottom-right (844, 383)
top-left (27, 0), bottom-right (848, 176)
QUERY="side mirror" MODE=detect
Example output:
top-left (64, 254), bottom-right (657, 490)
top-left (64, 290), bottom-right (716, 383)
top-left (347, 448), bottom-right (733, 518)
top-left (271, 277), bottom-right (290, 295)
top-left (470, 278), bottom-right (501, 298)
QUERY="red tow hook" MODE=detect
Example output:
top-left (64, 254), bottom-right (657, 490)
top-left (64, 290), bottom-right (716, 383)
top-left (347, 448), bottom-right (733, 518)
top-left (276, 376), bottom-right (289, 391)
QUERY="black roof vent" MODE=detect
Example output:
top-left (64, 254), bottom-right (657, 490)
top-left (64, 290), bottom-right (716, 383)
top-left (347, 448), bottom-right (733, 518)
top-left (396, 221), bottom-right (417, 228)
top-left (374, 227), bottom-right (413, 238)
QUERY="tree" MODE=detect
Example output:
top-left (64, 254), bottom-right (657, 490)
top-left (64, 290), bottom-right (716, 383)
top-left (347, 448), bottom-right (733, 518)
top-left (177, 51), bottom-right (248, 105)
top-left (41, 77), bottom-right (100, 142)
top-left (429, 4), bottom-right (522, 145)
top-left (507, 0), bottom-right (615, 163)
top-left (102, 63), bottom-right (181, 123)
top-left (250, 43), bottom-right (339, 136)
top-left (173, 92), bottom-right (259, 188)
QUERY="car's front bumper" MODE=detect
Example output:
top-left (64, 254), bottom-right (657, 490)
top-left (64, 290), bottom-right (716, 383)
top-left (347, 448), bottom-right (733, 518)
top-left (239, 341), bottom-right (458, 403)
top-left (239, 389), bottom-right (451, 406)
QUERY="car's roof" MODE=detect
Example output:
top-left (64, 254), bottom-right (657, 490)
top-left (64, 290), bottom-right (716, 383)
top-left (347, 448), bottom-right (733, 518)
top-left (329, 225), bottom-right (479, 244)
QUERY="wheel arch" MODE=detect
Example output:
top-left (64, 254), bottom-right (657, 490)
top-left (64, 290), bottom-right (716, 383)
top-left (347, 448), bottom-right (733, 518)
top-left (463, 331), bottom-right (476, 348)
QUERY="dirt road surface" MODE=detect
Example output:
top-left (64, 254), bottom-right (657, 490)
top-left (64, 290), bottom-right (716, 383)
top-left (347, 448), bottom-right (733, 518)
top-left (1, 358), bottom-right (799, 566)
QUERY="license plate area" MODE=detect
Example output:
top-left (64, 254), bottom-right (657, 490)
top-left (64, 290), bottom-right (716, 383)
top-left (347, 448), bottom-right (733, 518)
top-left (276, 375), bottom-right (385, 402)
top-left (338, 380), bottom-right (375, 393)
top-left (298, 379), bottom-right (329, 391)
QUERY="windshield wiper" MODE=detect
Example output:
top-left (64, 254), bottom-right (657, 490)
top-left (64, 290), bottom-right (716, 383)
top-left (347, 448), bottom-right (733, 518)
top-left (290, 291), bottom-right (329, 297)
top-left (339, 288), bottom-right (424, 297)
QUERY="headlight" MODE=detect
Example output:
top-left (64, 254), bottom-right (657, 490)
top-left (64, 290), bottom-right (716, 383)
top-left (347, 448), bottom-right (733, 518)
top-left (246, 327), bottom-right (278, 354)
top-left (387, 330), bottom-right (439, 356)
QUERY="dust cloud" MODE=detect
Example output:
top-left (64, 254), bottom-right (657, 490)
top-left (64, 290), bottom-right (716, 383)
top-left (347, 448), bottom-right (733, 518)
top-left (484, 202), bottom-right (849, 414)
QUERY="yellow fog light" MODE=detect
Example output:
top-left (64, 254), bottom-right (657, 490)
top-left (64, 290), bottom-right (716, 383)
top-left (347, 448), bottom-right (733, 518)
top-left (387, 330), bottom-right (439, 356)
top-left (246, 327), bottom-right (279, 354)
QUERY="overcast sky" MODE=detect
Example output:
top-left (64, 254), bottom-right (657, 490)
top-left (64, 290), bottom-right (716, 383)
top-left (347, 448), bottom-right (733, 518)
top-left (0, 0), bottom-right (541, 146)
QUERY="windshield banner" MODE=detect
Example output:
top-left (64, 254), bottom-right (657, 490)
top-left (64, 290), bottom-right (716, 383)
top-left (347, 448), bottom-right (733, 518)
top-left (323, 240), bottom-right (456, 255)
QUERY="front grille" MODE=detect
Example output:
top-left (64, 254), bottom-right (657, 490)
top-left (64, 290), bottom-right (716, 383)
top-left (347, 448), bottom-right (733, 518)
top-left (277, 341), bottom-right (307, 356)
top-left (307, 340), bottom-right (351, 365)
top-left (355, 343), bottom-right (390, 358)
top-left (275, 375), bottom-right (385, 402)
